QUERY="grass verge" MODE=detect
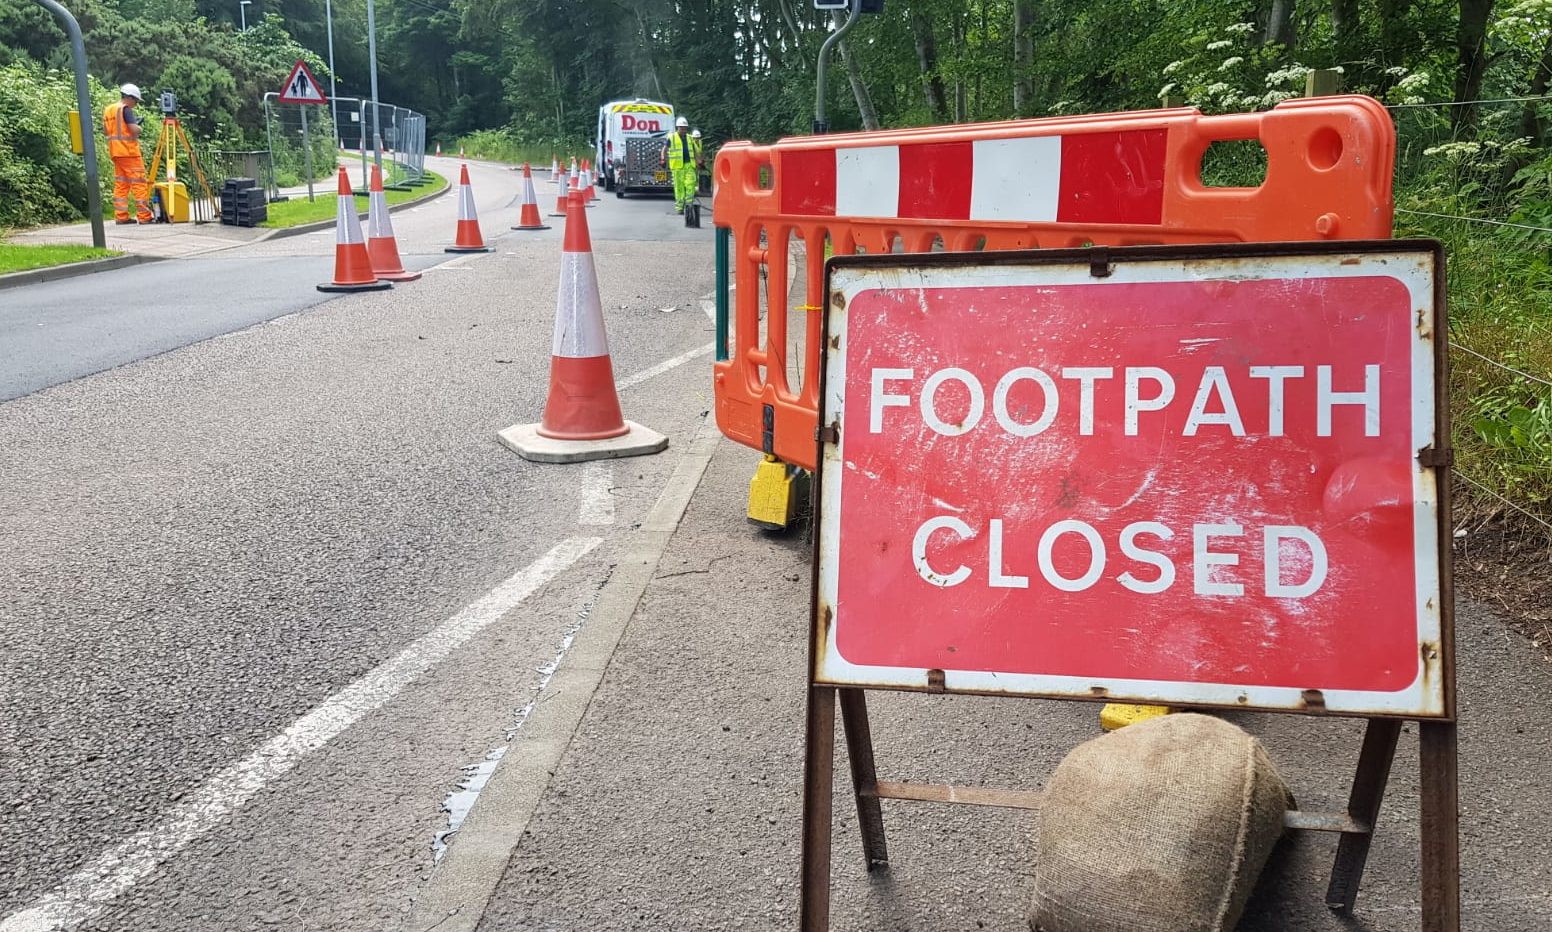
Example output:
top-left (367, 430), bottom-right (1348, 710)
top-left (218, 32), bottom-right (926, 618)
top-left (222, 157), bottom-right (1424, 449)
top-left (0, 243), bottom-right (120, 275)
top-left (259, 170), bottom-right (447, 229)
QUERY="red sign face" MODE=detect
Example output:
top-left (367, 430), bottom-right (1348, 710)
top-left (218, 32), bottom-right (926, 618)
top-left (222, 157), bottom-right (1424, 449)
top-left (817, 249), bottom-right (1445, 716)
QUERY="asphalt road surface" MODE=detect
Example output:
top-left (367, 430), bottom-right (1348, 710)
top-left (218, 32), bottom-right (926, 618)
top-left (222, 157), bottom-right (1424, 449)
top-left (0, 165), bottom-right (717, 931)
top-left (1, 155), bottom-right (704, 402)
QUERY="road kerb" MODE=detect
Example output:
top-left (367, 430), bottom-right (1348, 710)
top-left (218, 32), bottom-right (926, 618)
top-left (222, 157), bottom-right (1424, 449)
top-left (0, 254), bottom-right (162, 292)
top-left (399, 415), bottom-right (721, 932)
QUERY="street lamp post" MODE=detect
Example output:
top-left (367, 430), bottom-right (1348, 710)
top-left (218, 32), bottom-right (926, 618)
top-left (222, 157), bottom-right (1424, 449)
top-left (325, 0), bottom-right (340, 148)
top-left (239, 0), bottom-right (251, 31)
top-left (34, 0), bottom-right (104, 248)
top-left (366, 0), bottom-right (382, 170)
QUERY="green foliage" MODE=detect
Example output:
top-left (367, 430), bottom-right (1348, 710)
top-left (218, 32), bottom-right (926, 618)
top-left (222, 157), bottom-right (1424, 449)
top-left (0, 62), bottom-right (117, 229)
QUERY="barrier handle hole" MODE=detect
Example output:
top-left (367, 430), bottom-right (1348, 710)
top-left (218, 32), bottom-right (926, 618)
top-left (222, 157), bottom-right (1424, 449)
top-left (1308, 126), bottom-right (1344, 171)
top-left (1199, 139), bottom-right (1269, 188)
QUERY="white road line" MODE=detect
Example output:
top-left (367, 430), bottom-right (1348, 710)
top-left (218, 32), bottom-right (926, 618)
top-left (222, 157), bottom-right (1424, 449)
top-left (0, 536), bottom-right (603, 932)
top-left (577, 462), bottom-right (615, 527)
top-left (616, 342), bottom-right (714, 391)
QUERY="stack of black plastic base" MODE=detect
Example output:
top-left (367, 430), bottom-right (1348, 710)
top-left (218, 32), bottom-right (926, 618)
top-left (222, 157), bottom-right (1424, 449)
top-left (221, 178), bottom-right (268, 227)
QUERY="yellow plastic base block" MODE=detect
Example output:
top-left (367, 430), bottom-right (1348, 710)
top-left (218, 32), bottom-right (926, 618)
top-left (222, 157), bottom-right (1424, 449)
top-left (154, 181), bottom-right (190, 223)
top-left (748, 455), bottom-right (802, 530)
top-left (1099, 702), bottom-right (1176, 732)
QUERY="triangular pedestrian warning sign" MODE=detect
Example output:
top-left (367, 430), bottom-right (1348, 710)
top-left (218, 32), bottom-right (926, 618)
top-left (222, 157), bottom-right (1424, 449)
top-left (278, 60), bottom-right (327, 105)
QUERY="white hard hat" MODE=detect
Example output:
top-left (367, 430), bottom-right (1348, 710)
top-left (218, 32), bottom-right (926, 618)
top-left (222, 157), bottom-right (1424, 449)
top-left (676, 117), bottom-right (688, 128)
top-left (120, 83), bottom-right (142, 100)
top-left (691, 129), bottom-right (702, 138)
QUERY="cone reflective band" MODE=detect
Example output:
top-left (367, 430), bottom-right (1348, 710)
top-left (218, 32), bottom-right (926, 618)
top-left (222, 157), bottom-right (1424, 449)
top-left (367, 164), bottom-right (421, 281)
top-left (551, 169), bottom-right (571, 218)
top-left (445, 163), bottom-right (492, 253)
top-left (536, 191), bottom-right (626, 440)
top-left (512, 163), bottom-right (550, 231)
top-left (319, 167), bottom-right (391, 293)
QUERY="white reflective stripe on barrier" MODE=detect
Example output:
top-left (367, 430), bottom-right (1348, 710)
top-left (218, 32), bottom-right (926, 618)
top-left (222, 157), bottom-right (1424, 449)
top-left (835, 146), bottom-right (900, 218)
top-left (551, 252), bottom-right (609, 358)
top-left (970, 136), bottom-right (1062, 223)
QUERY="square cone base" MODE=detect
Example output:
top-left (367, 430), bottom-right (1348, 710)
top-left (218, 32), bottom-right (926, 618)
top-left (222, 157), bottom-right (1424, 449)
top-left (444, 245), bottom-right (493, 253)
top-left (317, 280), bottom-right (393, 293)
top-left (374, 270), bottom-right (423, 282)
top-left (510, 223), bottom-right (551, 231)
top-left (497, 420), bottom-right (667, 464)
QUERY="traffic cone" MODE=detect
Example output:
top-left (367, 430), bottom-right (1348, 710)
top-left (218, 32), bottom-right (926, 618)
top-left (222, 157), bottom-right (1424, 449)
top-left (445, 164), bottom-right (492, 253)
top-left (511, 163), bottom-right (550, 231)
top-left (550, 169), bottom-right (571, 218)
top-left (459, 144), bottom-right (466, 158)
top-left (550, 155), bottom-right (559, 177)
top-left (366, 164), bottom-right (421, 282)
top-left (584, 161), bottom-right (599, 204)
top-left (436, 142), bottom-right (442, 156)
top-left (318, 168), bottom-right (391, 294)
top-left (497, 190), bottom-right (666, 463)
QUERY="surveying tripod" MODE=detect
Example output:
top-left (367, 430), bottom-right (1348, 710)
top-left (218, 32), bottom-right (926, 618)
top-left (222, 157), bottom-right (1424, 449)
top-left (144, 91), bottom-right (216, 223)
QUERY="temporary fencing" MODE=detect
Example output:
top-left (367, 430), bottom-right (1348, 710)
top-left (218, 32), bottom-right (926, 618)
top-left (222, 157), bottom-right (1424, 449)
top-left (710, 95), bottom-right (1396, 469)
top-left (259, 93), bottom-right (427, 202)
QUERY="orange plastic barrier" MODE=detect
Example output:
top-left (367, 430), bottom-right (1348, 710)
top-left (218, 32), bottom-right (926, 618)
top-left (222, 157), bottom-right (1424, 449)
top-left (710, 95), bottom-right (1395, 469)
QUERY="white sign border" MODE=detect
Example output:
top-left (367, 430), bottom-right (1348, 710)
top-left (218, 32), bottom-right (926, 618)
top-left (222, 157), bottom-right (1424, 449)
top-left (815, 246), bottom-right (1446, 718)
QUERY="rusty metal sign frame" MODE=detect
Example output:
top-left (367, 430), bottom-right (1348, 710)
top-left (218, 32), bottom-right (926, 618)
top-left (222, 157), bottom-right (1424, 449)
top-left (800, 241), bottom-right (1458, 932)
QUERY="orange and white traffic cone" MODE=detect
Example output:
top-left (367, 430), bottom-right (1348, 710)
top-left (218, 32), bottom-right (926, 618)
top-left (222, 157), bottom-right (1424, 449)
top-left (511, 163), bottom-right (550, 231)
top-left (584, 161), bottom-right (599, 204)
top-left (435, 142), bottom-right (442, 156)
top-left (497, 190), bottom-right (666, 463)
top-left (550, 169), bottom-right (571, 218)
top-left (318, 167), bottom-right (391, 294)
top-left (550, 155), bottom-right (559, 177)
top-left (445, 164), bottom-right (492, 253)
top-left (366, 164), bottom-right (421, 282)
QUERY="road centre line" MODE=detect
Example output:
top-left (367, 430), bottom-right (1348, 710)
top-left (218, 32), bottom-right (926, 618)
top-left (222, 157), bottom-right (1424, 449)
top-left (616, 343), bottom-right (713, 391)
top-left (0, 536), bottom-right (603, 932)
top-left (578, 462), bottom-right (615, 526)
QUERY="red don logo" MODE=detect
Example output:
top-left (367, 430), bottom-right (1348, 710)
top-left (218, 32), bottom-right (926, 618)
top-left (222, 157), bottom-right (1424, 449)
top-left (620, 115), bottom-right (662, 133)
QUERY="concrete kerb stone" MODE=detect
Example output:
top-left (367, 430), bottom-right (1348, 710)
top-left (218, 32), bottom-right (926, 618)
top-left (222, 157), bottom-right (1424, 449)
top-left (266, 178), bottom-right (452, 240)
top-left (399, 415), bottom-right (721, 932)
top-left (0, 254), bottom-right (163, 292)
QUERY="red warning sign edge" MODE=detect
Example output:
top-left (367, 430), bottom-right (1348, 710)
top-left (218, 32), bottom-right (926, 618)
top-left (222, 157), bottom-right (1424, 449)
top-left (278, 59), bottom-right (327, 105)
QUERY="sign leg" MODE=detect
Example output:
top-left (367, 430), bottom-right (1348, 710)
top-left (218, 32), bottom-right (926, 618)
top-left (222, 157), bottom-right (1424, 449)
top-left (838, 688), bottom-right (889, 871)
top-left (1325, 717), bottom-right (1402, 912)
top-left (1419, 721), bottom-right (1461, 932)
top-left (800, 685), bottom-right (837, 932)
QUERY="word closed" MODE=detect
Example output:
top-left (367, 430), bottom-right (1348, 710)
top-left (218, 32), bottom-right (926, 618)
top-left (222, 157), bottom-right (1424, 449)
top-left (820, 253), bottom-right (1443, 712)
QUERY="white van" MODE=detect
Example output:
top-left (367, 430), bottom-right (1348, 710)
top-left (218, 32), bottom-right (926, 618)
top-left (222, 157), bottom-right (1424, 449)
top-left (596, 99), bottom-right (675, 194)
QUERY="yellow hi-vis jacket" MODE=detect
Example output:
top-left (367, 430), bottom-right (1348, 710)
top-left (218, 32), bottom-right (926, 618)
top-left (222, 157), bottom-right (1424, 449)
top-left (103, 102), bottom-right (141, 159)
top-left (664, 131), bottom-right (702, 169)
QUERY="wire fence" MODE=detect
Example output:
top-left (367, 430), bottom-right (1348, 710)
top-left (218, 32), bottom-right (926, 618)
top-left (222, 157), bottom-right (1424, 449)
top-left (247, 94), bottom-right (428, 202)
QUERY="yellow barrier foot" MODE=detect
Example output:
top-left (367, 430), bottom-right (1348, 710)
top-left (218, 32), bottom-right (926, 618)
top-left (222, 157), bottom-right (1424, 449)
top-left (747, 455), bottom-right (808, 531)
top-left (1099, 703), bottom-right (1175, 732)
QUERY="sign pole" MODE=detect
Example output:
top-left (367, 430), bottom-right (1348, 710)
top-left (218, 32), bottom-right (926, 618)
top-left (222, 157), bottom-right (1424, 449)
top-left (813, 0), bottom-right (860, 135)
top-left (301, 105), bottom-right (314, 202)
top-left (35, 0), bottom-right (104, 248)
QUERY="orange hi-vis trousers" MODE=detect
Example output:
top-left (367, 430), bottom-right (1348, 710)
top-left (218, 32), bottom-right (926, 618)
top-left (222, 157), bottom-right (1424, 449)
top-left (112, 156), bottom-right (153, 222)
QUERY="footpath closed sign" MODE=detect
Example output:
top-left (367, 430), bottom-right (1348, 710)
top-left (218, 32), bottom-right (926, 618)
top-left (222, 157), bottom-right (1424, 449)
top-left (815, 243), bottom-right (1449, 718)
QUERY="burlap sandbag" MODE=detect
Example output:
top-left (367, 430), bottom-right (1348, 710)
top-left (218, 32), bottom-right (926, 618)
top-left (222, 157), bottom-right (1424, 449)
top-left (1031, 713), bottom-right (1294, 932)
